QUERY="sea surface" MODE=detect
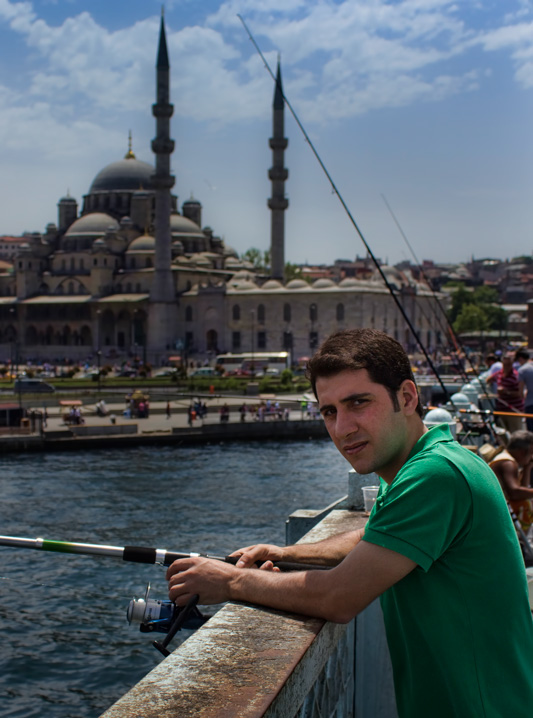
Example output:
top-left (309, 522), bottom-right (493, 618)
top-left (0, 440), bottom-right (350, 718)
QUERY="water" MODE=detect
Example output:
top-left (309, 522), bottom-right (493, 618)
top-left (0, 440), bottom-right (350, 718)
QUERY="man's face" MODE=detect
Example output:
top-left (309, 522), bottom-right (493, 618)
top-left (316, 368), bottom-right (415, 483)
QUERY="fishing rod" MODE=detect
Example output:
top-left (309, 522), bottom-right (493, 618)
top-left (0, 534), bottom-right (329, 657)
top-left (0, 534), bottom-right (327, 572)
top-left (237, 15), bottom-right (457, 411)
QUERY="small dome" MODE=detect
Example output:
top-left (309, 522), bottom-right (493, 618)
top-left (89, 157), bottom-right (155, 192)
top-left (312, 278), bottom-right (336, 288)
top-left (286, 278), bottom-right (310, 290)
top-left (120, 216), bottom-right (134, 227)
top-left (65, 213), bottom-right (119, 236)
top-left (229, 278), bottom-right (257, 291)
top-left (128, 235), bottom-right (155, 251)
top-left (190, 254), bottom-right (212, 267)
top-left (91, 238), bottom-right (108, 254)
top-left (262, 279), bottom-right (284, 290)
top-left (231, 270), bottom-right (256, 281)
top-left (222, 245), bottom-right (239, 258)
top-left (339, 278), bottom-right (358, 287)
top-left (170, 213), bottom-right (203, 234)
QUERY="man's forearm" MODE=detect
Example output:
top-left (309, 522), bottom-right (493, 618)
top-left (280, 529), bottom-right (364, 565)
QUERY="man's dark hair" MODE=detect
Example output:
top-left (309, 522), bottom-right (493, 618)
top-left (306, 329), bottom-right (423, 417)
top-left (515, 348), bottom-right (530, 361)
top-left (507, 430), bottom-right (533, 453)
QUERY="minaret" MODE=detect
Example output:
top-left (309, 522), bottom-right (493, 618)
top-left (268, 59), bottom-right (289, 281)
top-left (147, 10), bottom-right (178, 361)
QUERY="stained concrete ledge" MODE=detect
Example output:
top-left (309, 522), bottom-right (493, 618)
top-left (99, 510), bottom-right (381, 718)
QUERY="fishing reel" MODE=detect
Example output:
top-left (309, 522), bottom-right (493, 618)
top-left (127, 584), bottom-right (206, 657)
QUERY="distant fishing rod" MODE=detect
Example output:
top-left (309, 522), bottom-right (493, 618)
top-left (381, 195), bottom-right (493, 389)
top-left (237, 15), bottom-right (455, 409)
top-left (381, 195), bottom-right (498, 439)
top-left (0, 534), bottom-right (329, 657)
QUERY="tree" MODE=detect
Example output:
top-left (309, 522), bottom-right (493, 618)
top-left (241, 248), bottom-right (270, 272)
top-left (449, 284), bottom-right (507, 334)
top-left (453, 304), bottom-right (488, 334)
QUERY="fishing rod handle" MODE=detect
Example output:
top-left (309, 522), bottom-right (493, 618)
top-left (160, 550), bottom-right (330, 572)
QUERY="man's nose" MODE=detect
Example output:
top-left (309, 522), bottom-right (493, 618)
top-left (335, 409), bottom-right (358, 439)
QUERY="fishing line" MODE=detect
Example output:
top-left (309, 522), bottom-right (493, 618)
top-left (381, 194), bottom-right (498, 439)
top-left (237, 14), bottom-right (456, 410)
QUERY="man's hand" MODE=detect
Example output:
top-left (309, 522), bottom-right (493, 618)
top-left (167, 557), bottom-right (238, 606)
top-left (229, 543), bottom-right (285, 569)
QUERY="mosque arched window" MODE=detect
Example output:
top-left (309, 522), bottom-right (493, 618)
top-left (283, 303), bottom-right (291, 323)
top-left (145, 258), bottom-right (152, 268)
top-left (70, 258), bottom-right (75, 270)
top-left (80, 258), bottom-right (85, 270)
top-left (136, 283), bottom-right (141, 293)
top-left (232, 305), bottom-right (241, 321)
top-left (126, 283), bottom-right (132, 293)
top-left (336, 303), bottom-right (345, 322)
top-left (185, 306), bottom-right (193, 322)
top-left (309, 304), bottom-right (318, 322)
top-left (68, 282), bottom-right (74, 294)
top-left (257, 304), bottom-right (265, 324)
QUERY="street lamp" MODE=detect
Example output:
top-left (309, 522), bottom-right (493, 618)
top-left (250, 309), bottom-right (255, 379)
top-left (96, 309), bottom-right (101, 392)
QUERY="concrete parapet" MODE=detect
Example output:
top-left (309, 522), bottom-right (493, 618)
top-left (100, 510), bottom-right (398, 718)
top-left (69, 424), bottom-right (138, 437)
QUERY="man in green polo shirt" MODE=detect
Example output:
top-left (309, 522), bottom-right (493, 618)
top-left (167, 329), bottom-right (533, 717)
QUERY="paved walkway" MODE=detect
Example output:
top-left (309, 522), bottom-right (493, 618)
top-left (36, 393), bottom-right (319, 435)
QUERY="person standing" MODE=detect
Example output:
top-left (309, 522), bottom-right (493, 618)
top-left (494, 352), bottom-right (524, 432)
top-left (167, 329), bottom-right (533, 718)
top-left (489, 429), bottom-right (533, 532)
top-left (516, 348), bottom-right (533, 432)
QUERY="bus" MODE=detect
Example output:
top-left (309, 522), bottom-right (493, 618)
top-left (215, 352), bottom-right (290, 375)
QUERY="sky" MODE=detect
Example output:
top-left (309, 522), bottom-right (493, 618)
top-left (0, 0), bottom-right (533, 267)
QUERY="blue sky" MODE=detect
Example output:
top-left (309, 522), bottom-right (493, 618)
top-left (1, 0), bottom-right (532, 266)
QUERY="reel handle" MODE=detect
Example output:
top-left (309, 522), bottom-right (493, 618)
top-left (153, 594), bottom-right (200, 657)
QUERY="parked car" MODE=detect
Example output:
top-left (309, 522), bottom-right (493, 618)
top-left (14, 378), bottom-right (55, 393)
top-left (190, 367), bottom-right (217, 377)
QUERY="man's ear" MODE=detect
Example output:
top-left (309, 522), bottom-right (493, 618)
top-left (399, 380), bottom-right (419, 415)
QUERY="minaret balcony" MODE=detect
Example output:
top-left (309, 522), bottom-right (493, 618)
top-left (268, 197), bottom-right (289, 210)
top-left (152, 102), bottom-right (174, 118)
top-left (151, 137), bottom-right (175, 154)
top-left (269, 138), bottom-right (288, 150)
top-left (151, 173), bottom-right (176, 189)
top-left (268, 167), bottom-right (289, 181)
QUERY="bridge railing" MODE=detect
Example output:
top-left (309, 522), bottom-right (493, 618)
top-left (100, 504), bottom-right (398, 718)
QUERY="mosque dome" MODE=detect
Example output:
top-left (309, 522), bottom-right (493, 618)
top-left (89, 157), bottom-right (155, 193)
top-left (127, 235), bottom-right (155, 252)
top-left (286, 278), bottom-right (310, 290)
top-left (229, 278), bottom-right (257, 291)
top-left (339, 278), bottom-right (358, 288)
top-left (170, 213), bottom-right (203, 234)
top-left (64, 213), bottom-right (119, 236)
top-left (261, 279), bottom-right (284, 290)
top-left (312, 278), bottom-right (336, 289)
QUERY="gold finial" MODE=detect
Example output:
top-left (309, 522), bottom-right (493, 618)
top-left (125, 130), bottom-right (136, 159)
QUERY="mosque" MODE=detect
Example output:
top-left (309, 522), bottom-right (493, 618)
top-left (0, 15), bottom-right (441, 366)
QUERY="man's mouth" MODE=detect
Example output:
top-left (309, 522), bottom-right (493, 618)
top-left (342, 440), bottom-right (368, 456)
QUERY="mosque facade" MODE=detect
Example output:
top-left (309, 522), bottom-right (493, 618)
top-left (0, 17), bottom-right (443, 367)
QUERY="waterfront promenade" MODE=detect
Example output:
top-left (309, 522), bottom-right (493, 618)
top-left (0, 392), bottom-right (329, 452)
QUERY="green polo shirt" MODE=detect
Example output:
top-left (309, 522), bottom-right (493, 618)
top-left (364, 425), bottom-right (533, 717)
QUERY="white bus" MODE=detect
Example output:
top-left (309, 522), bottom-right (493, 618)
top-left (215, 352), bottom-right (290, 375)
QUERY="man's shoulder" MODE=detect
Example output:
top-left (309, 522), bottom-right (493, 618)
top-left (519, 362), bottom-right (533, 376)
